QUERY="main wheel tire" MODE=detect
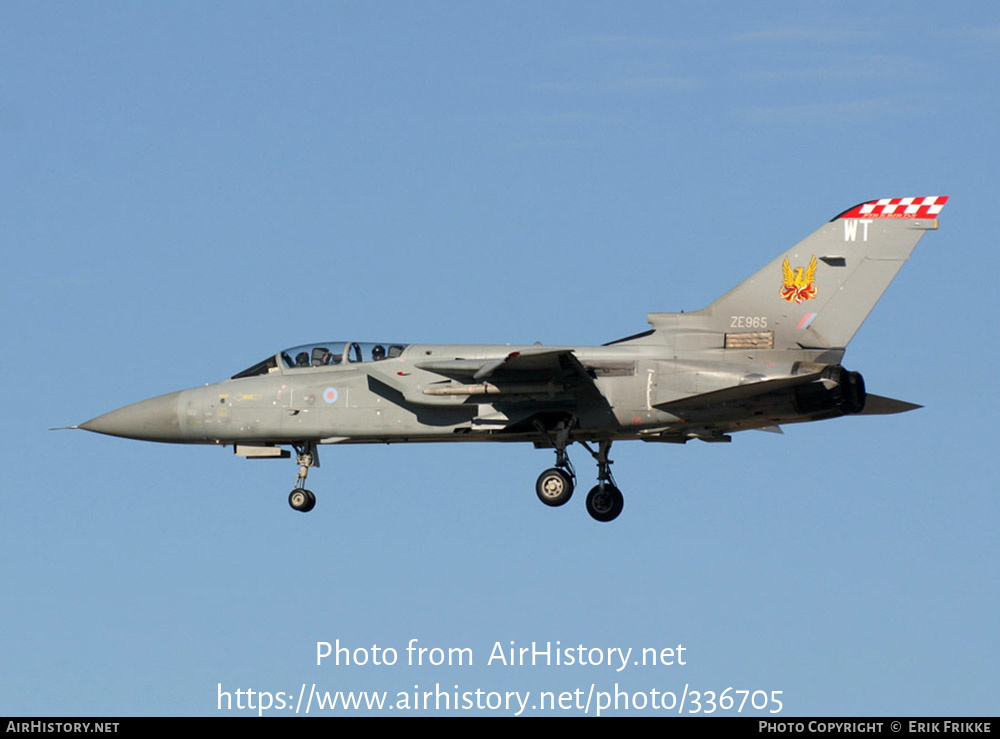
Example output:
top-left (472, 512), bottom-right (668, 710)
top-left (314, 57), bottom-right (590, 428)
top-left (535, 468), bottom-right (574, 507)
top-left (586, 484), bottom-right (624, 522)
top-left (289, 488), bottom-right (316, 513)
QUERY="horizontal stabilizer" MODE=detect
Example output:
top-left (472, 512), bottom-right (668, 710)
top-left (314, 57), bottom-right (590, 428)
top-left (858, 394), bottom-right (922, 415)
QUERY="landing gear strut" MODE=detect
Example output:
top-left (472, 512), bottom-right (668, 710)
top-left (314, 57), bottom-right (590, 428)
top-left (288, 442), bottom-right (318, 513)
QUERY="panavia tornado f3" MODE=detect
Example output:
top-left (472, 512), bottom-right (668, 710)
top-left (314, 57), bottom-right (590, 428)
top-left (73, 197), bottom-right (947, 522)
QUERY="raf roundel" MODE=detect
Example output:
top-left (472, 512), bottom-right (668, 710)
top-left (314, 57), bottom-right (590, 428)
top-left (323, 388), bottom-right (339, 404)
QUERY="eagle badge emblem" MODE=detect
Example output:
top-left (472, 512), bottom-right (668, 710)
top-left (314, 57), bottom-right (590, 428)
top-left (780, 256), bottom-right (818, 304)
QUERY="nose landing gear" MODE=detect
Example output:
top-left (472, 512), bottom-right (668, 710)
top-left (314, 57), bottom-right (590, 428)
top-left (288, 442), bottom-right (318, 513)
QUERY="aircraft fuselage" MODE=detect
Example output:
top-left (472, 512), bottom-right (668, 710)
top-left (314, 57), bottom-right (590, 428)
top-left (80, 341), bottom-right (848, 447)
top-left (74, 196), bottom-right (946, 520)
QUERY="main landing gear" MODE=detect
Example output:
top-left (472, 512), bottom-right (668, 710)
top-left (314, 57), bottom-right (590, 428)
top-left (581, 439), bottom-right (624, 523)
top-left (288, 442), bottom-right (318, 513)
top-left (534, 420), bottom-right (576, 507)
top-left (534, 422), bottom-right (624, 522)
top-left (535, 467), bottom-right (574, 507)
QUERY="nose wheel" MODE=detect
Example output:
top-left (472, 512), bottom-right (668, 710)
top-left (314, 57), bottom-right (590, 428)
top-left (289, 488), bottom-right (316, 513)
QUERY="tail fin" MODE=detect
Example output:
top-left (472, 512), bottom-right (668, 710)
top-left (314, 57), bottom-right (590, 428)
top-left (650, 196), bottom-right (948, 350)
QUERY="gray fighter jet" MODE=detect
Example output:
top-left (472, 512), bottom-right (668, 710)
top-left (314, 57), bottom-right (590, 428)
top-left (73, 197), bottom-right (947, 521)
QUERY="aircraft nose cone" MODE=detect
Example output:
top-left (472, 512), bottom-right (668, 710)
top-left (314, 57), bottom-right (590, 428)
top-left (80, 391), bottom-right (184, 442)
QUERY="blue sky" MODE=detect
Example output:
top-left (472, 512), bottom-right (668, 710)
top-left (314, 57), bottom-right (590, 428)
top-left (2, 1), bottom-right (997, 716)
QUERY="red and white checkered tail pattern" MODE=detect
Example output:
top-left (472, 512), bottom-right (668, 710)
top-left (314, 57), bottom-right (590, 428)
top-left (837, 196), bottom-right (948, 220)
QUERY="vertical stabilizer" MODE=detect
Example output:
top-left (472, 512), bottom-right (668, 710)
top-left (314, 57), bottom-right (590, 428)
top-left (650, 197), bottom-right (947, 350)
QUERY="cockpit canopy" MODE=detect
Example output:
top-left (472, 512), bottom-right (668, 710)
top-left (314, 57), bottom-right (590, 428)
top-left (231, 341), bottom-right (409, 379)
